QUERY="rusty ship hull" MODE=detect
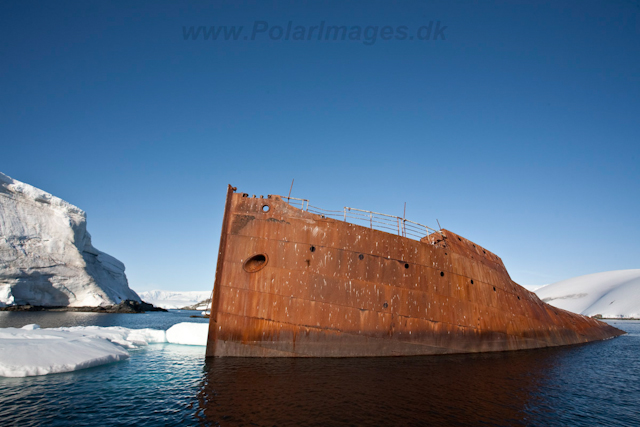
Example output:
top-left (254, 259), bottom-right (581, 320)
top-left (206, 186), bottom-right (624, 357)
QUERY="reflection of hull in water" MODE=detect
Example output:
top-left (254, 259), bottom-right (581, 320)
top-left (206, 186), bottom-right (624, 357)
top-left (198, 350), bottom-right (558, 425)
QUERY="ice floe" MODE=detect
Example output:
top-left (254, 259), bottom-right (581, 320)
top-left (0, 322), bottom-right (208, 377)
top-left (165, 322), bottom-right (209, 346)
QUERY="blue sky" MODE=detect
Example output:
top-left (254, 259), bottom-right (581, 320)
top-left (1, 0), bottom-right (638, 292)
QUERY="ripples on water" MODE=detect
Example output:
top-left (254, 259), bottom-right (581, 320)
top-left (0, 313), bottom-right (638, 426)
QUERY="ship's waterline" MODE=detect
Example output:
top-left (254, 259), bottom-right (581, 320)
top-left (206, 186), bottom-right (624, 357)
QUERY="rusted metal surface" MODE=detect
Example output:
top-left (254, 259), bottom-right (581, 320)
top-left (206, 186), bottom-right (624, 357)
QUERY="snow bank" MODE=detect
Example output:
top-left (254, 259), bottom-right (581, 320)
top-left (0, 322), bottom-right (208, 377)
top-left (137, 290), bottom-right (211, 309)
top-left (535, 269), bottom-right (640, 318)
top-left (0, 172), bottom-right (140, 307)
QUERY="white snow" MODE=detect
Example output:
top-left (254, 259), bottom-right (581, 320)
top-left (0, 322), bottom-right (208, 377)
top-left (535, 269), bottom-right (640, 318)
top-left (0, 172), bottom-right (140, 307)
top-left (137, 290), bottom-right (211, 309)
top-left (165, 322), bottom-right (209, 346)
top-left (521, 284), bottom-right (548, 292)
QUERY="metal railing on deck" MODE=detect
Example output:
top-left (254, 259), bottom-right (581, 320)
top-left (281, 196), bottom-right (441, 241)
top-left (280, 196), bottom-right (310, 211)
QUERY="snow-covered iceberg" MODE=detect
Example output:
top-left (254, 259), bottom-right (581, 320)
top-left (0, 172), bottom-right (140, 307)
top-left (535, 269), bottom-right (640, 318)
top-left (137, 290), bottom-right (211, 309)
top-left (0, 322), bottom-right (209, 377)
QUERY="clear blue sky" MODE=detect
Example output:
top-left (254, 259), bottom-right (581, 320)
top-left (1, 0), bottom-right (638, 292)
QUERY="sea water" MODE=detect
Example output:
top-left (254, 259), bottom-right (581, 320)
top-left (0, 312), bottom-right (638, 426)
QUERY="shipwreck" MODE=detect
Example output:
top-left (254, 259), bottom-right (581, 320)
top-left (206, 186), bottom-right (623, 357)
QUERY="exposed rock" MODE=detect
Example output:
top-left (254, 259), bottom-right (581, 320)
top-left (0, 299), bottom-right (167, 313)
top-left (109, 299), bottom-right (167, 313)
top-left (181, 298), bottom-right (211, 311)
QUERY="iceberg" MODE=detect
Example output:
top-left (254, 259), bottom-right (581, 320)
top-left (0, 172), bottom-right (140, 307)
top-left (535, 269), bottom-right (640, 318)
top-left (0, 322), bottom-right (208, 377)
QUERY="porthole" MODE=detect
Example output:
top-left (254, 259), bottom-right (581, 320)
top-left (243, 253), bottom-right (268, 273)
top-left (440, 271), bottom-right (445, 277)
top-left (262, 205), bottom-right (270, 212)
top-left (310, 245), bottom-right (316, 252)
top-left (359, 254), bottom-right (364, 260)
top-left (470, 280), bottom-right (474, 284)
top-left (383, 302), bottom-right (388, 309)
top-left (493, 286), bottom-right (496, 292)
top-left (404, 263), bottom-right (409, 269)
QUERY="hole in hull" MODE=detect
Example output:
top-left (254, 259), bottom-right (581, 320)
top-left (243, 254), bottom-right (268, 273)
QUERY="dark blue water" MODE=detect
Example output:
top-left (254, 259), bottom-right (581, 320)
top-left (0, 312), bottom-right (638, 426)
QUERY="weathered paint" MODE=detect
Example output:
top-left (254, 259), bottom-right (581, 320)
top-left (206, 186), bottom-right (624, 357)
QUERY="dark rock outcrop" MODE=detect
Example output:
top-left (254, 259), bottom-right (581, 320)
top-left (0, 300), bottom-right (167, 313)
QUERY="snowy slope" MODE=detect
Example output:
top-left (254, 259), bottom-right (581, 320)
top-left (137, 290), bottom-right (211, 309)
top-left (0, 172), bottom-right (140, 307)
top-left (535, 269), bottom-right (640, 318)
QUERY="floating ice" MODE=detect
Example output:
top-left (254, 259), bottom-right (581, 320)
top-left (0, 325), bottom-right (131, 377)
top-left (0, 322), bottom-right (208, 377)
top-left (166, 322), bottom-right (209, 346)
